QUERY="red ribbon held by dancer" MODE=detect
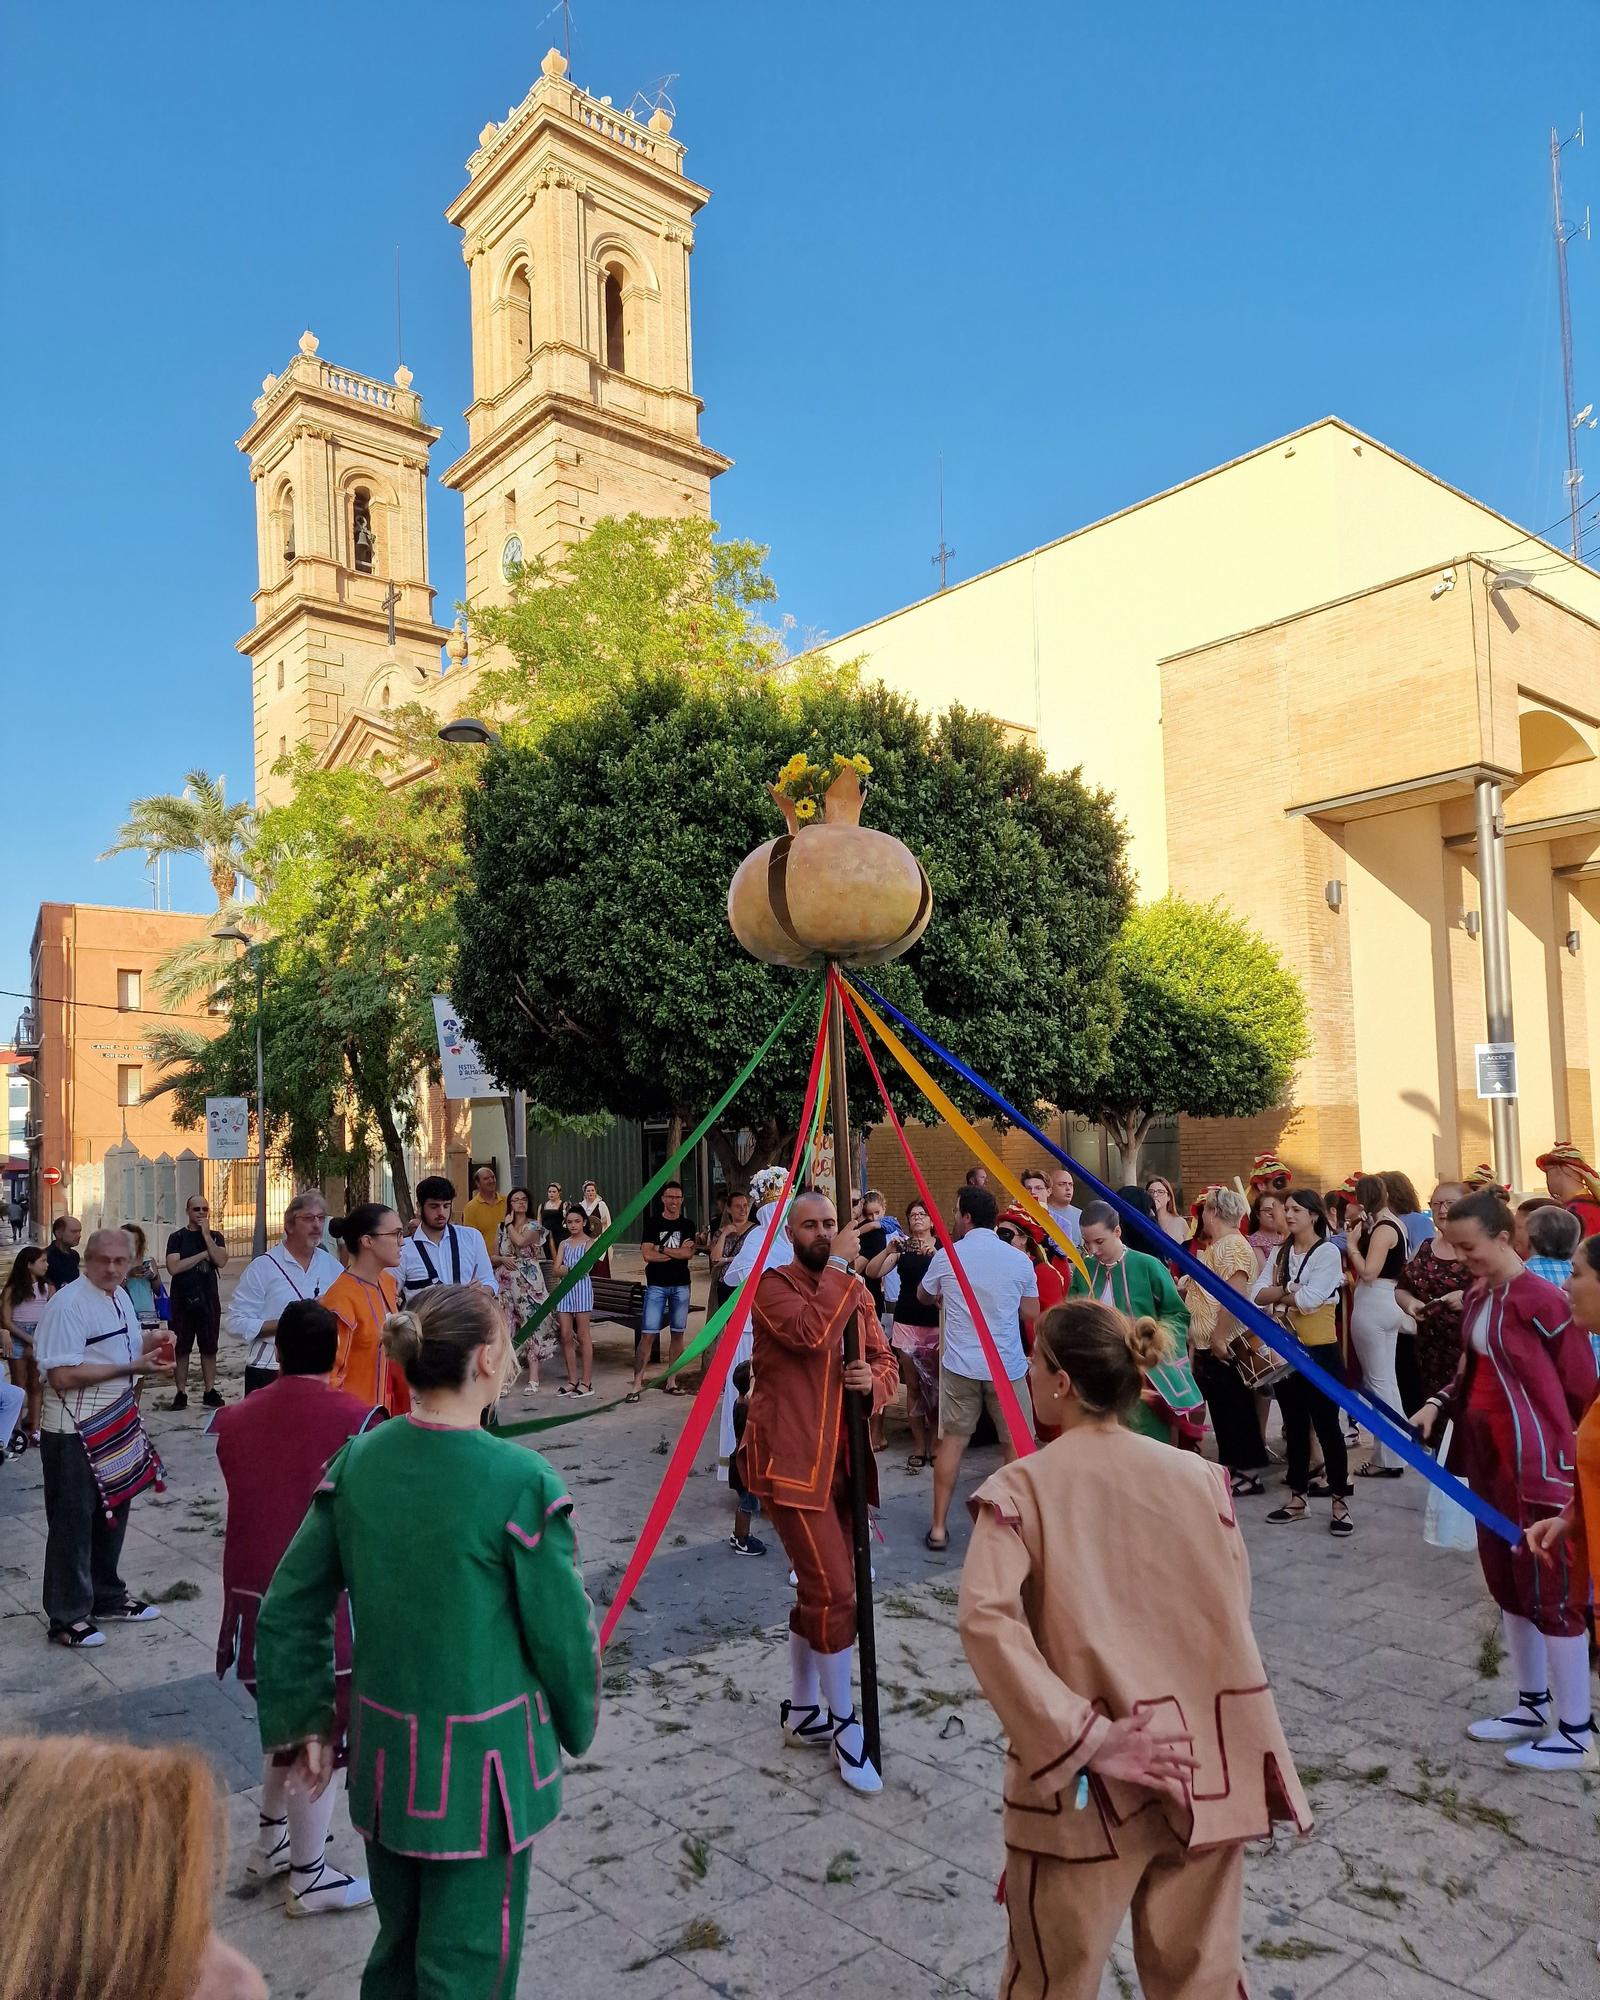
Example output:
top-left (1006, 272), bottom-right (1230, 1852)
top-left (598, 989), bottom-right (833, 1649)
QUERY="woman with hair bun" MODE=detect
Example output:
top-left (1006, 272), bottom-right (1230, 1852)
top-left (322, 1204), bottom-right (408, 1417)
top-left (255, 1283), bottom-right (601, 2000)
top-left (958, 1296), bottom-right (1309, 2000)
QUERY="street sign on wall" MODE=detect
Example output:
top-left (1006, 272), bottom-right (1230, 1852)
top-left (41, 1165), bottom-right (61, 1187)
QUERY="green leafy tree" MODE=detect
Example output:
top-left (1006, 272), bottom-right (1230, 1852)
top-left (1078, 896), bottom-right (1310, 1179)
top-left (100, 769), bottom-right (254, 905)
top-left (453, 664), bottom-right (1132, 1179)
top-left (144, 715), bottom-right (471, 1216)
top-left (469, 513), bottom-right (786, 729)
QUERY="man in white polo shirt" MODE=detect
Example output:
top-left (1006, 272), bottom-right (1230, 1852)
top-left (35, 1227), bottom-right (175, 1647)
top-left (225, 1190), bottom-right (344, 1396)
top-left (399, 1175), bottom-right (499, 1300)
top-left (919, 1185), bottom-right (1038, 1552)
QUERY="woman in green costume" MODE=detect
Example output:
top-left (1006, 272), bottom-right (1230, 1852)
top-left (1070, 1199), bottom-right (1206, 1444)
top-left (254, 1284), bottom-right (600, 2000)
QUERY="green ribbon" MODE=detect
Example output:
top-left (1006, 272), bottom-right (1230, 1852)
top-left (492, 1050), bottom-right (830, 1439)
top-left (513, 973), bottom-right (821, 1353)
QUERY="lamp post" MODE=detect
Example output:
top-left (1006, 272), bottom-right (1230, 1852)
top-left (437, 721), bottom-right (525, 1183)
top-left (212, 923), bottom-right (267, 1258)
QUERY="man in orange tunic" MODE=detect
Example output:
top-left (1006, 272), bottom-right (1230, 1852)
top-left (740, 1191), bottom-right (899, 1794)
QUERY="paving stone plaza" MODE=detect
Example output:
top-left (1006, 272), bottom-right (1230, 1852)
top-left (1, 1265), bottom-right (1593, 2000)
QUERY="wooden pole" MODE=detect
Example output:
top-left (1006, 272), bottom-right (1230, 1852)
top-left (827, 967), bottom-right (881, 1772)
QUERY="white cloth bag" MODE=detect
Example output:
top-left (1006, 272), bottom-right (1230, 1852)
top-left (1423, 1423), bottom-right (1477, 1551)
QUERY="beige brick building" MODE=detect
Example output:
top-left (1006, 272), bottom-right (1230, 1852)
top-left (843, 423), bottom-right (1600, 1198)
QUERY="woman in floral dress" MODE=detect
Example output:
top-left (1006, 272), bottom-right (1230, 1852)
top-left (494, 1188), bottom-right (552, 1396)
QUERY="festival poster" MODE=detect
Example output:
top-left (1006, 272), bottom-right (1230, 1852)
top-left (205, 1096), bottom-right (250, 1161)
top-left (432, 996), bottom-right (505, 1102)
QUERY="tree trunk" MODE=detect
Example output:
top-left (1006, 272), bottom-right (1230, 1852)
top-left (1103, 1110), bottom-right (1154, 1184)
top-left (347, 1042), bottom-right (415, 1223)
top-left (373, 1097), bottom-right (415, 1225)
top-left (710, 1118), bottom-right (792, 1187)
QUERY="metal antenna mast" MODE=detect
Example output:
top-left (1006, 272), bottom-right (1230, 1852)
top-left (1550, 117), bottom-right (1591, 558)
top-left (931, 453), bottom-right (955, 590)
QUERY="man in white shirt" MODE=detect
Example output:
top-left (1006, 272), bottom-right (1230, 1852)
top-left (35, 1227), bottom-right (175, 1647)
top-left (399, 1175), bottom-right (499, 1300)
top-left (919, 1186), bottom-right (1038, 1550)
top-left (1044, 1165), bottom-right (1084, 1251)
top-left (226, 1190), bottom-right (344, 1396)
top-left (718, 1167), bottom-right (795, 1477)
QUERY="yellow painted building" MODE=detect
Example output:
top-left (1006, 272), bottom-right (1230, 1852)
top-left (839, 421), bottom-right (1600, 1195)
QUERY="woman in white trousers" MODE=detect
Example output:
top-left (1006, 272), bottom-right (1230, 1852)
top-left (1345, 1173), bottom-right (1408, 1476)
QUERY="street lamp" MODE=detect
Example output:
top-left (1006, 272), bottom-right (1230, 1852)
top-left (437, 718), bottom-right (501, 747)
top-left (438, 721), bottom-right (524, 1185)
top-left (212, 922), bottom-right (267, 1258)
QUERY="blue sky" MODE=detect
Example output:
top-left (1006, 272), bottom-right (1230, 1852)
top-left (2, 0), bottom-right (1596, 996)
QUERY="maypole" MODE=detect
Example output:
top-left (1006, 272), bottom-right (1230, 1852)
top-left (728, 751), bottom-right (932, 1780)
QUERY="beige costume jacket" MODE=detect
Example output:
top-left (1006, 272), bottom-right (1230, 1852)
top-left (959, 1425), bottom-right (1310, 1860)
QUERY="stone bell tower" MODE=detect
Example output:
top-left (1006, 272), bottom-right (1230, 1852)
top-left (236, 333), bottom-right (454, 805)
top-left (442, 48), bottom-right (730, 616)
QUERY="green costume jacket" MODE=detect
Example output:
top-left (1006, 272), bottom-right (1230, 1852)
top-left (1069, 1248), bottom-right (1203, 1435)
top-left (255, 1417), bottom-right (600, 1858)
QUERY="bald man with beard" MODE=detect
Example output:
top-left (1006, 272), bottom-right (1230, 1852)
top-left (739, 1192), bottom-right (899, 1794)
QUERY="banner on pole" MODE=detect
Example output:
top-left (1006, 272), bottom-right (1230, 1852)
top-left (432, 997), bottom-right (504, 1102)
top-left (205, 1097), bottom-right (250, 1161)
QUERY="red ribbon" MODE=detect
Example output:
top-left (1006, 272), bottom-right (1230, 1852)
top-left (835, 973), bottom-right (1036, 1461)
top-left (599, 988), bottom-right (833, 1649)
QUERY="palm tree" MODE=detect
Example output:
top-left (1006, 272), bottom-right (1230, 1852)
top-left (101, 770), bottom-right (254, 905)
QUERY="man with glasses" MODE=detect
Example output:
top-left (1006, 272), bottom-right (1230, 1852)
top-left (225, 1191), bottom-right (343, 1396)
top-left (165, 1194), bottom-right (229, 1411)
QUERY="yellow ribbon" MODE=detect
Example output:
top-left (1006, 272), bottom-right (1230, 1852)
top-left (843, 981), bottom-right (1090, 1286)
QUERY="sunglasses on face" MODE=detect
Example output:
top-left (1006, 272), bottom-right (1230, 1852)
top-left (996, 1226), bottom-right (1019, 1244)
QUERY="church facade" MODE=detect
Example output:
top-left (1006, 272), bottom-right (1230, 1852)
top-left (236, 47), bottom-right (726, 808)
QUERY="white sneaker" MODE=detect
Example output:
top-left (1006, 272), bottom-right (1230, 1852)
top-left (246, 1817), bottom-right (290, 1878)
top-left (287, 1862), bottom-right (374, 1916)
top-left (1467, 1695), bottom-right (1550, 1743)
top-left (831, 1710), bottom-right (883, 1795)
top-left (1504, 1724), bottom-right (1599, 1773)
top-left (781, 1699), bottom-right (833, 1749)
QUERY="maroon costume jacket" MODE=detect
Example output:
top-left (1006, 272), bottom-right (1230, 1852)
top-left (211, 1374), bottom-right (377, 1695)
top-left (741, 1261), bottom-right (898, 1511)
top-left (1436, 1270), bottom-right (1597, 1511)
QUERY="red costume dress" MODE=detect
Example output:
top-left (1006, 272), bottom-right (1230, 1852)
top-left (1436, 1270), bottom-right (1596, 1636)
top-left (211, 1374), bottom-right (377, 1748)
top-left (742, 1260), bottom-right (898, 1653)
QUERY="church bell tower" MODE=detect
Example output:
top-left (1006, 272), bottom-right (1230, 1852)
top-left (443, 48), bottom-right (730, 615)
top-left (236, 334), bottom-right (453, 805)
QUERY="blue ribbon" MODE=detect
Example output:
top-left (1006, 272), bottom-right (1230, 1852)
top-left (856, 980), bottom-right (1519, 1545)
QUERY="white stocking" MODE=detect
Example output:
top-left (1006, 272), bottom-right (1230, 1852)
top-left (1504, 1613), bottom-right (1550, 1703)
top-left (260, 1757), bottom-right (288, 1820)
top-left (814, 1644), bottom-right (856, 1720)
top-left (1547, 1633), bottom-right (1595, 1731)
top-left (789, 1629), bottom-right (819, 1710)
top-left (288, 1771), bottom-right (339, 1869)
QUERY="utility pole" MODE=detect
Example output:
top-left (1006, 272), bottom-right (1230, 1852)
top-left (1550, 119), bottom-right (1591, 559)
top-left (931, 452), bottom-right (955, 591)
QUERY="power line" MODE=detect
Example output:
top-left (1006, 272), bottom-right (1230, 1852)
top-left (0, 987), bottom-right (215, 1023)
